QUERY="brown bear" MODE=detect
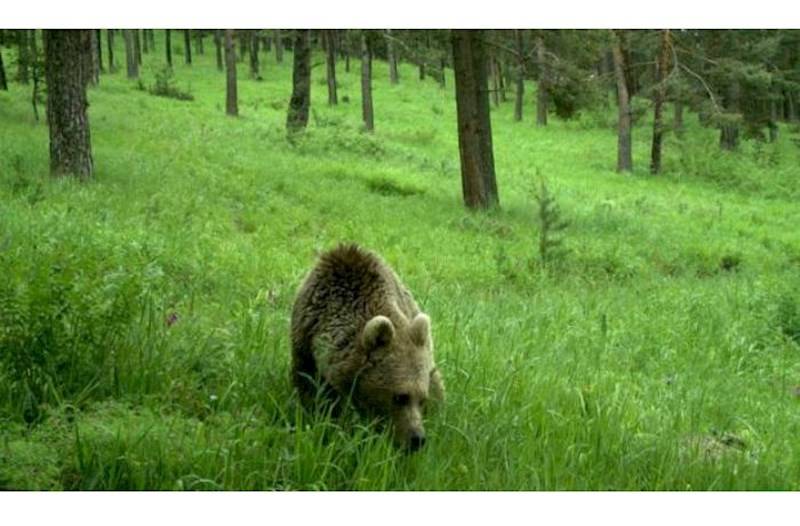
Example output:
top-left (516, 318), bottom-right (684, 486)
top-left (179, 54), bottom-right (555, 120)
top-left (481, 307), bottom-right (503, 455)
top-left (290, 244), bottom-right (444, 452)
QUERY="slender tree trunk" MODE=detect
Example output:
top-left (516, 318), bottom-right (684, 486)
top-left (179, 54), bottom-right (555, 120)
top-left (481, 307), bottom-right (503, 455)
top-left (274, 30), bottom-right (283, 63)
top-left (361, 32), bottom-right (374, 132)
top-left (612, 30), bottom-right (632, 172)
top-left (386, 29), bottom-right (399, 84)
top-left (325, 30), bottom-right (338, 105)
top-left (107, 29), bottom-right (115, 72)
top-left (497, 60), bottom-right (507, 102)
top-left (165, 29), bottom-right (172, 68)
top-left (196, 31), bottom-right (204, 55)
top-left (650, 29), bottom-right (670, 175)
top-left (16, 30), bottom-right (30, 84)
top-left (88, 30), bottom-right (100, 85)
top-left (490, 55), bottom-right (499, 107)
top-left (31, 32), bottom-right (40, 121)
top-left (264, 33), bottom-right (271, 52)
top-left (0, 49), bottom-right (7, 90)
top-left (249, 30), bottom-right (260, 78)
top-left (43, 30), bottom-right (93, 179)
top-left (674, 100), bottom-right (683, 134)
top-left (148, 29), bottom-right (156, 51)
top-left (184, 30), bottom-right (192, 65)
top-left (536, 35), bottom-right (548, 127)
top-left (769, 95), bottom-right (779, 143)
top-left (134, 30), bottom-right (142, 66)
top-left (238, 31), bottom-right (246, 63)
top-left (720, 82), bottom-right (740, 150)
top-left (214, 30), bottom-right (223, 71)
top-left (95, 30), bottom-right (104, 73)
top-left (142, 29), bottom-right (149, 54)
top-left (224, 29), bottom-right (238, 117)
top-left (286, 30), bottom-right (311, 134)
top-left (451, 30), bottom-right (499, 209)
top-left (123, 30), bottom-right (138, 79)
top-left (513, 29), bottom-right (524, 122)
top-left (439, 55), bottom-right (446, 88)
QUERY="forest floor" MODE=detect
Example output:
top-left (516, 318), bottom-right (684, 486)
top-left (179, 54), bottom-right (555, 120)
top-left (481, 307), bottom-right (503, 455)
top-left (2, 35), bottom-right (800, 490)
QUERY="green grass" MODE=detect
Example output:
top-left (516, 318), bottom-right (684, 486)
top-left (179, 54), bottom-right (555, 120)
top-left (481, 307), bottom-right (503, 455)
top-left (2, 32), bottom-right (800, 490)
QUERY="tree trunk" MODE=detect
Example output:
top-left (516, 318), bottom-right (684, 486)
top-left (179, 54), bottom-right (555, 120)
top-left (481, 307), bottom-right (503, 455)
top-left (31, 31), bottom-right (40, 121)
top-left (249, 30), bottom-right (260, 79)
top-left (325, 30), bottom-right (338, 105)
top-left (148, 29), bottom-right (156, 51)
top-left (238, 31), bottom-right (246, 62)
top-left (123, 30), bottom-right (138, 79)
top-left (490, 55), bottom-right (499, 107)
top-left (536, 35), bottom-right (548, 127)
top-left (769, 95), bottom-right (779, 143)
top-left (16, 30), bottom-right (30, 84)
top-left (165, 29), bottom-right (172, 68)
top-left (451, 30), bottom-right (499, 209)
top-left (513, 29), bottom-right (524, 122)
top-left (95, 30), bottom-right (104, 73)
top-left (224, 29), bottom-right (238, 117)
top-left (142, 29), bottom-right (149, 54)
top-left (386, 29), bottom-right (399, 84)
top-left (719, 82), bottom-right (740, 151)
top-left (184, 30), bottom-right (192, 65)
top-left (214, 30), bottom-right (223, 71)
top-left (286, 30), bottom-right (311, 134)
top-left (134, 30), bottom-right (142, 66)
top-left (43, 30), bottom-right (93, 179)
top-left (88, 30), bottom-right (100, 85)
top-left (361, 32), bottom-right (374, 132)
top-left (0, 49), bottom-right (7, 90)
top-left (196, 31), bottom-right (204, 55)
top-left (264, 33), bottom-right (271, 52)
top-left (650, 29), bottom-right (670, 175)
top-left (274, 30), bottom-right (283, 63)
top-left (612, 30), bottom-right (632, 172)
top-left (107, 29), bottom-right (115, 72)
top-left (674, 100), bottom-right (683, 134)
top-left (439, 55), bottom-right (446, 88)
top-left (497, 60), bottom-right (507, 102)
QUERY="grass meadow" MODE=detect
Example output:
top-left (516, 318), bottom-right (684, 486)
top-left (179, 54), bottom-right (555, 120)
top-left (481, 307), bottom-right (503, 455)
top-left (1, 32), bottom-right (800, 490)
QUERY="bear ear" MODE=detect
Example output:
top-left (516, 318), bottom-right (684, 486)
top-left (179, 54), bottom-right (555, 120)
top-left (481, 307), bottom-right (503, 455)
top-left (409, 313), bottom-right (431, 347)
top-left (362, 315), bottom-right (395, 351)
top-left (429, 367), bottom-right (445, 404)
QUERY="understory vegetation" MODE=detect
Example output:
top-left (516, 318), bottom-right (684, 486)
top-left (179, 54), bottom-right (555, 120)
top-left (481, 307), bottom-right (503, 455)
top-left (1, 33), bottom-right (800, 490)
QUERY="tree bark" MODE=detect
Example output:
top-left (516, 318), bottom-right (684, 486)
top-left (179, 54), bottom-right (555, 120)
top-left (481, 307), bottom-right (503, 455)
top-left (164, 29), bottom-right (172, 68)
top-left (451, 30), bottom-right (499, 209)
top-left (184, 29), bottom-right (192, 65)
top-left (43, 30), bottom-right (93, 179)
top-left (513, 29), bottom-right (524, 122)
top-left (123, 30), bottom-right (138, 79)
top-left (107, 29), bottom-right (115, 72)
top-left (674, 100), bottom-right (683, 134)
top-left (386, 29), bottom-right (399, 84)
top-left (274, 30), bottom-right (283, 63)
top-left (148, 29), bottom-right (156, 51)
top-left (16, 30), bottom-right (31, 84)
top-left (142, 29), bottom-right (149, 54)
top-left (286, 30), bottom-right (311, 134)
top-left (719, 82), bottom-right (740, 150)
top-left (249, 30), bottom-right (260, 79)
top-left (214, 30), bottom-right (223, 71)
top-left (195, 31), bottom-right (204, 55)
top-left (612, 30), bottom-right (632, 172)
top-left (95, 30), bottom-right (104, 73)
top-left (650, 29), bottom-right (670, 175)
top-left (134, 30), bottom-right (142, 66)
top-left (88, 30), bottom-right (100, 85)
top-left (325, 30), bottom-right (338, 105)
top-left (224, 29), bottom-right (238, 117)
top-left (490, 55), bottom-right (499, 107)
top-left (0, 49), bottom-right (7, 90)
top-left (536, 35), bottom-right (548, 127)
top-left (361, 32), bottom-right (374, 132)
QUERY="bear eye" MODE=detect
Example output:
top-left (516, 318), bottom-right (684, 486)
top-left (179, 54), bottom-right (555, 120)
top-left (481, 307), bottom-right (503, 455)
top-left (393, 394), bottom-right (410, 407)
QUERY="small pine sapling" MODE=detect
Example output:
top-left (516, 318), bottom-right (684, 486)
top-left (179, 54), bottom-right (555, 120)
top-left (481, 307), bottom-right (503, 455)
top-left (534, 181), bottom-right (569, 268)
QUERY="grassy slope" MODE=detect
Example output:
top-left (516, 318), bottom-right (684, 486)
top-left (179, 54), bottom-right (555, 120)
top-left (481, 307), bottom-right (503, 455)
top-left (1, 33), bottom-right (800, 490)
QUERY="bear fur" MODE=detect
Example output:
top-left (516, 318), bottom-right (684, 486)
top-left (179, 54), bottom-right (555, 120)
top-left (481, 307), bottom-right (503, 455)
top-left (290, 244), bottom-right (444, 451)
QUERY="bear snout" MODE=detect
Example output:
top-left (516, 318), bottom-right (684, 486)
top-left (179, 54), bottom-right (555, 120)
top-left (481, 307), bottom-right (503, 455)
top-left (408, 431), bottom-right (426, 452)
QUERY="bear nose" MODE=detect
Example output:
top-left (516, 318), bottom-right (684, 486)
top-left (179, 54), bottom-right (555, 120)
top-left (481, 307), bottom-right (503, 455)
top-left (408, 432), bottom-right (426, 452)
